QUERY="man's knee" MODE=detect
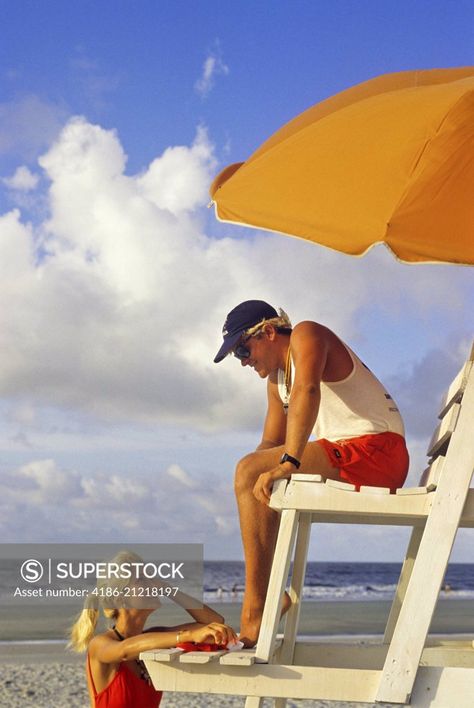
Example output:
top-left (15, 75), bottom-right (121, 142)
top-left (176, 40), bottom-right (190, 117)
top-left (234, 453), bottom-right (260, 496)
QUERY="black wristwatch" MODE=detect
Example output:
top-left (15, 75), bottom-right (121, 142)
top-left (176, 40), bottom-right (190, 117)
top-left (279, 453), bottom-right (301, 469)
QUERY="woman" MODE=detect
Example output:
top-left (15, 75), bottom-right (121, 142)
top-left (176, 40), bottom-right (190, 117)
top-left (69, 551), bottom-right (237, 707)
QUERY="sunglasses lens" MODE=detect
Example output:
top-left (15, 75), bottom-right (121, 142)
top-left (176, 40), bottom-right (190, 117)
top-left (234, 345), bottom-right (250, 360)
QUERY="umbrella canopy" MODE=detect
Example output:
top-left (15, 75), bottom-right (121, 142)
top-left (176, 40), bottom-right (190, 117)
top-left (210, 67), bottom-right (474, 264)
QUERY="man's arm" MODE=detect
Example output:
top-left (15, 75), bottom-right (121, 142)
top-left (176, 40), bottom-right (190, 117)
top-left (256, 374), bottom-right (287, 450)
top-left (252, 323), bottom-right (329, 503)
top-left (281, 321), bottom-right (328, 466)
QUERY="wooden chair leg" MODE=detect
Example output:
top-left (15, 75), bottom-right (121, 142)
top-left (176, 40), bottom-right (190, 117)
top-left (271, 512), bottom-right (312, 708)
top-left (280, 512), bottom-right (312, 661)
top-left (377, 518), bottom-right (453, 703)
top-left (254, 509), bottom-right (300, 663)
top-left (243, 510), bottom-right (300, 706)
top-left (383, 525), bottom-right (424, 644)
top-left (377, 375), bottom-right (474, 704)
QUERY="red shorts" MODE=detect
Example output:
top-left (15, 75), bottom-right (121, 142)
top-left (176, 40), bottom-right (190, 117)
top-left (318, 432), bottom-right (409, 492)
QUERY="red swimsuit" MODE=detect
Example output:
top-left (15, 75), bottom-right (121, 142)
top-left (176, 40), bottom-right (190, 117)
top-left (87, 654), bottom-right (162, 708)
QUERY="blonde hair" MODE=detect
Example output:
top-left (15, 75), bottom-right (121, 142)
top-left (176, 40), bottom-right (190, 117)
top-left (68, 550), bottom-right (144, 653)
top-left (244, 307), bottom-right (292, 338)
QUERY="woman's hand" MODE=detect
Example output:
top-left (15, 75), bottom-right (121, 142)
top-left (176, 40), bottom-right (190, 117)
top-left (188, 622), bottom-right (238, 646)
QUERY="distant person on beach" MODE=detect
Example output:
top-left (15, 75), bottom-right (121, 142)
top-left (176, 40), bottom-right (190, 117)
top-left (69, 550), bottom-right (237, 707)
top-left (214, 300), bottom-right (409, 646)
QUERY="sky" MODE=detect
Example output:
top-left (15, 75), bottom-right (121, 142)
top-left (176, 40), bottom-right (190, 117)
top-left (0, 0), bottom-right (473, 562)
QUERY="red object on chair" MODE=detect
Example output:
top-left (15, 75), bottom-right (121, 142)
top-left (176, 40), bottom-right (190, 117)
top-left (177, 641), bottom-right (226, 652)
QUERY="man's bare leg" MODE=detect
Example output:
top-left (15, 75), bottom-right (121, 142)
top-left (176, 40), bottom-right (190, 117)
top-left (234, 441), bottom-right (341, 647)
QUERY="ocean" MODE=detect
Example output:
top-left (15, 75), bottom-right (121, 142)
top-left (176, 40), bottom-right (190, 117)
top-left (1, 562), bottom-right (474, 642)
top-left (1, 560), bottom-right (473, 606)
top-left (203, 561), bottom-right (474, 603)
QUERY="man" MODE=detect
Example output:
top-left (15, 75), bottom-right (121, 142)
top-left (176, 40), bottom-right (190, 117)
top-left (214, 300), bottom-right (409, 647)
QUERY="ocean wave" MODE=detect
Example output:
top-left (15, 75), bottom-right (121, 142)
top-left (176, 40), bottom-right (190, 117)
top-left (202, 561), bottom-right (474, 603)
top-left (203, 583), bottom-right (474, 603)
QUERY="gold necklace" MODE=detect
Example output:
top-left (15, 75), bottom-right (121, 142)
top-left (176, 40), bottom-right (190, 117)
top-left (284, 345), bottom-right (292, 401)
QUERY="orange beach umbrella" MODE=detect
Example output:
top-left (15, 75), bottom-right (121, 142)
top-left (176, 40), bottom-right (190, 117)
top-left (210, 67), bottom-right (474, 265)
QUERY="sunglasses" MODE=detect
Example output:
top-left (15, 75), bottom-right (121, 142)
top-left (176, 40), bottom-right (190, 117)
top-left (231, 325), bottom-right (289, 361)
top-left (233, 343), bottom-right (251, 360)
top-left (233, 334), bottom-right (253, 360)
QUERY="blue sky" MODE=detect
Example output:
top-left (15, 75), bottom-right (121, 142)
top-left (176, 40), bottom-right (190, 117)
top-left (0, 1), bottom-right (473, 561)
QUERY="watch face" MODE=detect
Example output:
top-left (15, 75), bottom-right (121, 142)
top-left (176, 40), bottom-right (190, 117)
top-left (280, 453), bottom-right (299, 468)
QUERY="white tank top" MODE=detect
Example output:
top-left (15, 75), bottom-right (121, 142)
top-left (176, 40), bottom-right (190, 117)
top-left (277, 342), bottom-right (405, 442)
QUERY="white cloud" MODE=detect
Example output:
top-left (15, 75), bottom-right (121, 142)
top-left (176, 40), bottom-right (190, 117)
top-left (0, 112), bottom-right (471, 564)
top-left (0, 458), bottom-right (238, 548)
top-left (1, 452), bottom-right (469, 561)
top-left (194, 49), bottom-right (229, 97)
top-left (15, 458), bottom-right (83, 504)
top-left (167, 464), bottom-right (198, 488)
top-left (2, 166), bottom-right (39, 191)
top-left (137, 126), bottom-right (216, 213)
top-left (0, 115), bottom-right (472, 465)
top-left (0, 116), bottom-right (375, 433)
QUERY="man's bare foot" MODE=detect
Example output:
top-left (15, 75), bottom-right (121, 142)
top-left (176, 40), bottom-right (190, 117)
top-left (238, 619), bottom-right (261, 648)
top-left (281, 590), bottom-right (292, 617)
top-left (239, 591), bottom-right (292, 648)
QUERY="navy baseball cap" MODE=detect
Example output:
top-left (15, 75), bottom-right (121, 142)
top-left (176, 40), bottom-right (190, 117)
top-left (214, 300), bottom-right (278, 363)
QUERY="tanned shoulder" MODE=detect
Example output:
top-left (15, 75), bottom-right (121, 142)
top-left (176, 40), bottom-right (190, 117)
top-left (290, 321), bottom-right (333, 357)
top-left (290, 320), bottom-right (332, 342)
top-left (289, 321), bottom-right (332, 382)
top-left (290, 321), bottom-right (352, 382)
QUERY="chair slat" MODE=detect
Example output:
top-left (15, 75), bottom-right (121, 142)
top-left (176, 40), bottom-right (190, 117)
top-left (396, 486), bottom-right (431, 496)
top-left (145, 648), bottom-right (184, 662)
top-left (325, 479), bottom-right (357, 491)
top-left (291, 473), bottom-right (324, 483)
top-left (359, 485), bottom-right (391, 495)
top-left (220, 651), bottom-right (256, 666)
top-left (419, 456), bottom-right (445, 487)
top-left (427, 404), bottom-right (460, 459)
top-left (439, 361), bottom-right (473, 419)
top-left (179, 651), bottom-right (226, 663)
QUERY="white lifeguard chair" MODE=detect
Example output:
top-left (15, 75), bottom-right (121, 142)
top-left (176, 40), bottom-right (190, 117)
top-left (142, 342), bottom-right (474, 707)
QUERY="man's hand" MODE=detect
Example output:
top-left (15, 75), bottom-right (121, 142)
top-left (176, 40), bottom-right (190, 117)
top-left (253, 466), bottom-right (291, 505)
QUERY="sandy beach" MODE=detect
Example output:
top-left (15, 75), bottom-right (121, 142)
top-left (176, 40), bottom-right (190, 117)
top-left (1, 599), bottom-right (473, 707)
top-left (0, 661), bottom-right (394, 708)
top-left (0, 655), bottom-right (395, 708)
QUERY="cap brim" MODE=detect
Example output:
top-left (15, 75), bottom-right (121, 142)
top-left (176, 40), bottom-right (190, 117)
top-left (213, 331), bottom-right (243, 363)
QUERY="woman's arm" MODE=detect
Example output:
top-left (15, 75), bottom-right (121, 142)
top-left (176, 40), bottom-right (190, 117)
top-left (91, 622), bottom-right (237, 664)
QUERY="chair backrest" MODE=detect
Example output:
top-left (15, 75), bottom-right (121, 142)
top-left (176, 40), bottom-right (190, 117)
top-left (419, 342), bottom-right (474, 488)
